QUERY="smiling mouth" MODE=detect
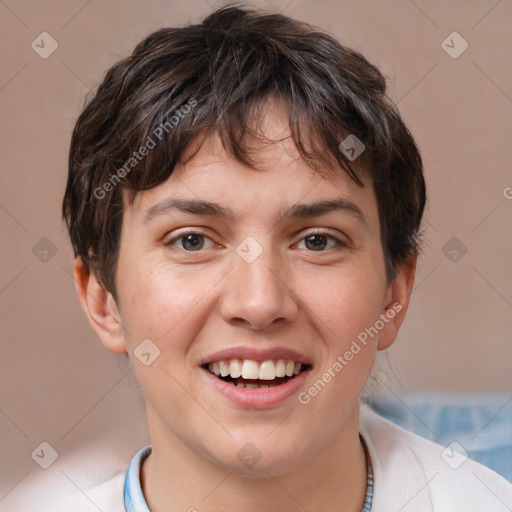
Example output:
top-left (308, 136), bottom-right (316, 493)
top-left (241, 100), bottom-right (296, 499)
top-left (202, 359), bottom-right (312, 389)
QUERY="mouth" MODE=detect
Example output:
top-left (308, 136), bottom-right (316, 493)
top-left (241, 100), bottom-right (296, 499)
top-left (202, 359), bottom-right (312, 390)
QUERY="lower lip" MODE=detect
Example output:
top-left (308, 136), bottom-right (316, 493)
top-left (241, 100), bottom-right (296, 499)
top-left (199, 366), bottom-right (312, 409)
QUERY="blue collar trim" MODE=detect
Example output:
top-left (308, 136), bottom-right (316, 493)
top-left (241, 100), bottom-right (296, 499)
top-left (123, 442), bottom-right (373, 511)
top-left (124, 445), bottom-right (151, 512)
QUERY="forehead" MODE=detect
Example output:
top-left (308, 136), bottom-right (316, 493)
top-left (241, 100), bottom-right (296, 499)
top-left (123, 104), bottom-right (378, 233)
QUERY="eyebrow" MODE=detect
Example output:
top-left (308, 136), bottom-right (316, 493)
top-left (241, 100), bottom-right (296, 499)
top-left (143, 197), bottom-right (369, 228)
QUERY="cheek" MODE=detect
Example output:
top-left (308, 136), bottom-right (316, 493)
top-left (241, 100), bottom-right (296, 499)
top-left (120, 262), bottom-right (216, 351)
top-left (121, 265), bottom-right (209, 408)
top-left (303, 262), bottom-right (386, 346)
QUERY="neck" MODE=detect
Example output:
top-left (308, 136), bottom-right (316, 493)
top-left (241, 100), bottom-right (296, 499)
top-left (141, 403), bottom-right (367, 512)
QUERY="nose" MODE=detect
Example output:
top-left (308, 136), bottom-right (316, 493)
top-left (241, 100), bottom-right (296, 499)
top-left (218, 241), bottom-right (299, 330)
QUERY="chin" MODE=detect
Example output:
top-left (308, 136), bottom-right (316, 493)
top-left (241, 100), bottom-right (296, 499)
top-left (207, 440), bottom-right (310, 478)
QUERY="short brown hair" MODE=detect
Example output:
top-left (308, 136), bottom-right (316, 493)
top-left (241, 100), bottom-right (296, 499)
top-left (62, 5), bottom-right (426, 304)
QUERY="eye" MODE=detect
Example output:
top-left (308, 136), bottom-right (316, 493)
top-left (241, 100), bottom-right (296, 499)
top-left (165, 232), bottom-right (215, 252)
top-left (164, 230), bottom-right (348, 253)
top-left (297, 232), bottom-right (348, 252)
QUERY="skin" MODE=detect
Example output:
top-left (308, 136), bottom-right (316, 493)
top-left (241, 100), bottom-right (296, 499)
top-left (74, 100), bottom-right (416, 512)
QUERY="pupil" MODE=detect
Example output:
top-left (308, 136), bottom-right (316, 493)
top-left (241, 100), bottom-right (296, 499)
top-left (183, 234), bottom-right (203, 251)
top-left (305, 235), bottom-right (326, 251)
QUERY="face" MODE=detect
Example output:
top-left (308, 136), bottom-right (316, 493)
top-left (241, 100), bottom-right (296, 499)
top-left (81, 102), bottom-right (412, 477)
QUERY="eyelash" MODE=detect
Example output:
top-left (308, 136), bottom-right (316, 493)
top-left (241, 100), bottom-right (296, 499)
top-left (164, 230), bottom-right (349, 253)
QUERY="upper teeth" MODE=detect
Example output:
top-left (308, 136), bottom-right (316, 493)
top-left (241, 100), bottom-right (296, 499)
top-left (207, 359), bottom-right (303, 380)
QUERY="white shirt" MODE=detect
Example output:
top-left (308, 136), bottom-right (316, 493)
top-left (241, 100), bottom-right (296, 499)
top-left (82, 404), bottom-right (512, 511)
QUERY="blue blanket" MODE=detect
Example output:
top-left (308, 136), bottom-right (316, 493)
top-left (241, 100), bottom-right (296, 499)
top-left (369, 392), bottom-right (512, 482)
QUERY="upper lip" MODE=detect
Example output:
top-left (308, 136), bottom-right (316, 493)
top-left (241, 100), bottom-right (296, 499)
top-left (199, 346), bottom-right (313, 366)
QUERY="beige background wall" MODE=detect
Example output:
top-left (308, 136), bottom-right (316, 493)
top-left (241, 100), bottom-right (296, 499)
top-left (1, 0), bottom-right (511, 508)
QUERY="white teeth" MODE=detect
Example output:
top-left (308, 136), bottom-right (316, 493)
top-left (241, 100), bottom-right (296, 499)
top-left (208, 361), bottom-right (221, 376)
top-left (259, 360), bottom-right (275, 380)
top-left (219, 360), bottom-right (230, 377)
top-left (207, 358), bottom-right (306, 380)
top-left (275, 359), bottom-right (286, 378)
top-left (229, 359), bottom-right (242, 378)
top-left (241, 360), bottom-right (260, 379)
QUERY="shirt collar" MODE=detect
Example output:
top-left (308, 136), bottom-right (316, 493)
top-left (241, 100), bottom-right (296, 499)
top-left (124, 445), bottom-right (151, 512)
top-left (124, 441), bottom-right (373, 511)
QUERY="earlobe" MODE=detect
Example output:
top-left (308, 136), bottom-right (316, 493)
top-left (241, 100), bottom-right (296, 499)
top-left (377, 254), bottom-right (417, 351)
top-left (73, 257), bottom-right (128, 354)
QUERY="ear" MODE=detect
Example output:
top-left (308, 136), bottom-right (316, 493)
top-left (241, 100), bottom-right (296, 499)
top-left (73, 256), bottom-right (128, 354)
top-left (377, 254), bottom-right (417, 351)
